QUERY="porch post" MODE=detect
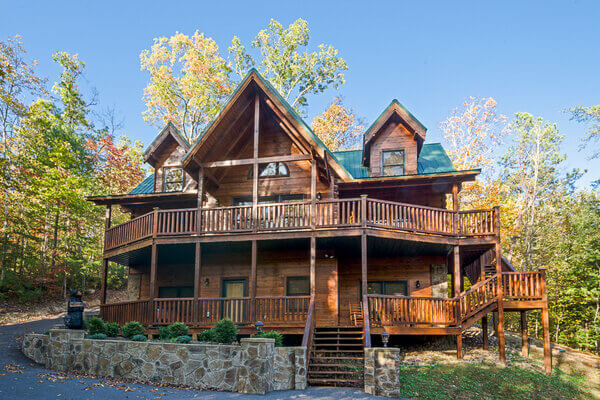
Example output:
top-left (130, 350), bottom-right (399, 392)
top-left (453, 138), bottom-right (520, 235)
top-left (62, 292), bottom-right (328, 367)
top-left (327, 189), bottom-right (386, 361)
top-left (310, 236), bottom-right (316, 297)
top-left (252, 94), bottom-right (259, 226)
top-left (311, 159), bottom-right (316, 230)
top-left (453, 246), bottom-right (461, 297)
top-left (452, 183), bottom-right (459, 235)
top-left (194, 242), bottom-right (201, 298)
top-left (482, 314), bottom-right (489, 350)
top-left (250, 240), bottom-right (257, 322)
top-left (540, 268), bottom-right (552, 375)
top-left (479, 253), bottom-right (486, 282)
top-left (495, 241), bottom-right (506, 364)
top-left (520, 311), bottom-right (528, 357)
top-left (100, 259), bottom-right (108, 305)
top-left (149, 243), bottom-right (158, 300)
top-left (456, 333), bottom-right (463, 359)
top-left (361, 233), bottom-right (367, 301)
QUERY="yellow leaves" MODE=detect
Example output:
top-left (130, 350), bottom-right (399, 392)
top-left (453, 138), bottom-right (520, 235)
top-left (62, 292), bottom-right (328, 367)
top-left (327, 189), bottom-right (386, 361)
top-left (312, 96), bottom-right (363, 151)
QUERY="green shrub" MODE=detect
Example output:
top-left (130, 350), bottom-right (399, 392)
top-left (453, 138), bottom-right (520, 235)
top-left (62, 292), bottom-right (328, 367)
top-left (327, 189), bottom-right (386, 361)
top-left (121, 321), bottom-right (145, 339)
top-left (88, 333), bottom-right (107, 340)
top-left (198, 329), bottom-right (215, 343)
top-left (212, 318), bottom-right (238, 344)
top-left (260, 330), bottom-right (283, 347)
top-left (87, 317), bottom-right (106, 335)
top-left (176, 335), bottom-right (192, 344)
top-left (168, 322), bottom-right (189, 338)
top-left (158, 326), bottom-right (171, 340)
top-left (105, 322), bottom-right (119, 337)
top-left (131, 334), bottom-right (147, 342)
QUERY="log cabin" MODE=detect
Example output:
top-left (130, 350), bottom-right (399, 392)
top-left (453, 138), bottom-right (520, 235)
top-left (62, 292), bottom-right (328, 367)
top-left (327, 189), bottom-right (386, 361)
top-left (89, 69), bottom-right (552, 385)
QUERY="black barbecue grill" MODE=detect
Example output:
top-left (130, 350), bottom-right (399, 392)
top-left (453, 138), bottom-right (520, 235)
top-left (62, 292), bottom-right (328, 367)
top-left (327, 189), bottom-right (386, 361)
top-left (64, 289), bottom-right (84, 329)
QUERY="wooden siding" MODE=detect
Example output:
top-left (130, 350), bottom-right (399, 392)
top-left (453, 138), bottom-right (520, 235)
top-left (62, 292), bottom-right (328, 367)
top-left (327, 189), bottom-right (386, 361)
top-left (154, 145), bottom-right (197, 194)
top-left (368, 116), bottom-right (418, 177)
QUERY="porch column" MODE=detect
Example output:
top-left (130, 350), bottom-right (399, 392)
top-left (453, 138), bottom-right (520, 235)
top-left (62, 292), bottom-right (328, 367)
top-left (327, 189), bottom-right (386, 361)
top-left (311, 159), bottom-right (316, 229)
top-left (479, 253), bottom-right (486, 282)
top-left (250, 240), bottom-right (257, 322)
top-left (252, 94), bottom-right (259, 225)
top-left (361, 233), bottom-right (367, 301)
top-left (456, 334), bottom-right (463, 359)
top-left (149, 243), bottom-right (158, 300)
top-left (453, 246), bottom-right (461, 297)
top-left (495, 241), bottom-right (506, 364)
top-left (540, 268), bottom-right (552, 374)
top-left (520, 311), bottom-right (528, 357)
top-left (482, 314), bottom-right (489, 350)
top-left (100, 205), bottom-right (112, 305)
top-left (194, 242), bottom-right (202, 298)
top-left (310, 236), bottom-right (316, 297)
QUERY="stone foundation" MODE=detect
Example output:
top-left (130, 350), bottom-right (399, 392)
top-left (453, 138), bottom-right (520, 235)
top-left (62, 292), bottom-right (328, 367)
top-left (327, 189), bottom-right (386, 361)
top-left (364, 347), bottom-right (400, 398)
top-left (22, 329), bottom-right (306, 394)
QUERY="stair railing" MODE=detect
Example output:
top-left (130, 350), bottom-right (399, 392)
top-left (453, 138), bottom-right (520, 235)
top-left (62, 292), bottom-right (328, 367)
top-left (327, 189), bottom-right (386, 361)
top-left (301, 296), bottom-right (316, 369)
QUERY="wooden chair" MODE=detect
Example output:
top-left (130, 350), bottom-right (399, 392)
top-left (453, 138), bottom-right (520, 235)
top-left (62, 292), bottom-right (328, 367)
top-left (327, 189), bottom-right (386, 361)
top-left (349, 302), bottom-right (363, 327)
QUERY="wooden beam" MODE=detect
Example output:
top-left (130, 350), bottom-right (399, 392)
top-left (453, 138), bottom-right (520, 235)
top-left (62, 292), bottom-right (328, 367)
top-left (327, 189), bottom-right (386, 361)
top-left (253, 95), bottom-right (259, 220)
top-left (456, 333), bottom-right (463, 359)
top-left (197, 169), bottom-right (204, 209)
top-left (361, 232), bottom-right (368, 299)
top-left (520, 311), bottom-right (528, 357)
top-left (250, 239), bottom-right (257, 322)
top-left (482, 314), bottom-right (489, 350)
top-left (540, 268), bottom-right (552, 375)
top-left (105, 205), bottom-right (112, 229)
top-left (311, 159), bottom-right (317, 229)
top-left (310, 236), bottom-right (316, 297)
top-left (201, 154), bottom-right (311, 168)
top-left (194, 242), bottom-right (201, 298)
top-left (100, 259), bottom-right (108, 305)
top-left (149, 243), bottom-right (158, 300)
top-left (496, 241), bottom-right (506, 364)
top-left (453, 246), bottom-right (461, 297)
top-left (452, 183), bottom-right (460, 211)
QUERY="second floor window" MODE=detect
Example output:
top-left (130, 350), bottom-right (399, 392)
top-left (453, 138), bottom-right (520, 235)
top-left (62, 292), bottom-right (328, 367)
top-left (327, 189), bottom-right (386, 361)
top-left (163, 167), bottom-right (183, 192)
top-left (248, 162), bottom-right (289, 178)
top-left (382, 150), bottom-right (405, 176)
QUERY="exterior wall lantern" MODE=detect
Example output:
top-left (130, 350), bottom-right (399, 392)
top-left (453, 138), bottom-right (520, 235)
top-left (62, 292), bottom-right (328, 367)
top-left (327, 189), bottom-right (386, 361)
top-left (415, 280), bottom-right (421, 289)
top-left (255, 320), bottom-right (264, 337)
top-left (381, 330), bottom-right (390, 347)
top-left (204, 278), bottom-right (210, 286)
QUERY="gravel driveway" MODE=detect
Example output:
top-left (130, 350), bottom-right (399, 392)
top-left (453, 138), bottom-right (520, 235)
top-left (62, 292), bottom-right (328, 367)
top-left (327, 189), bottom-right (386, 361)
top-left (0, 315), bottom-right (387, 400)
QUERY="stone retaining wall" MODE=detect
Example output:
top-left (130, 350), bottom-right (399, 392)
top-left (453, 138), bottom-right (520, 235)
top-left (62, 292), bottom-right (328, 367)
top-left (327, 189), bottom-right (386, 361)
top-left (22, 329), bottom-right (306, 395)
top-left (364, 347), bottom-right (400, 398)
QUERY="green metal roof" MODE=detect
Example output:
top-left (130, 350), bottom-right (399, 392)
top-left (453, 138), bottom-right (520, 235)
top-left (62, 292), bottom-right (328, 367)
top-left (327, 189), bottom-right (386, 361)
top-left (332, 143), bottom-right (456, 179)
top-left (128, 174), bottom-right (155, 195)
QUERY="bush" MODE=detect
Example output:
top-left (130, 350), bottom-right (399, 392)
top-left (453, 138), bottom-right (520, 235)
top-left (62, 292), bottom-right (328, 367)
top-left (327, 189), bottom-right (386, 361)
top-left (88, 333), bottom-right (107, 340)
top-left (212, 318), bottom-right (238, 344)
top-left (260, 330), bottom-right (283, 347)
top-left (168, 322), bottom-right (189, 338)
top-left (105, 322), bottom-right (119, 337)
top-left (175, 335), bottom-right (192, 344)
top-left (198, 329), bottom-right (216, 343)
top-left (87, 317), bottom-right (106, 335)
top-left (122, 321), bottom-right (145, 339)
top-left (131, 334), bottom-right (147, 342)
top-left (158, 326), bottom-right (171, 340)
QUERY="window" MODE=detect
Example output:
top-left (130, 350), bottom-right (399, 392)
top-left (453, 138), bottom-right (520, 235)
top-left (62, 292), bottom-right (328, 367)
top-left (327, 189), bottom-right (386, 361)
top-left (286, 276), bottom-right (310, 296)
top-left (163, 167), bottom-right (183, 192)
top-left (382, 150), bottom-right (405, 176)
top-left (232, 194), bottom-right (304, 206)
top-left (366, 281), bottom-right (408, 296)
top-left (248, 162), bottom-right (289, 178)
top-left (158, 286), bottom-right (193, 298)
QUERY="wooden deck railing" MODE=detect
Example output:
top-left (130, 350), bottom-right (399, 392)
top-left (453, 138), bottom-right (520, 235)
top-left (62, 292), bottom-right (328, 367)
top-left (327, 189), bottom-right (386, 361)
top-left (104, 199), bottom-right (499, 251)
top-left (100, 296), bottom-right (311, 327)
top-left (366, 271), bottom-right (545, 329)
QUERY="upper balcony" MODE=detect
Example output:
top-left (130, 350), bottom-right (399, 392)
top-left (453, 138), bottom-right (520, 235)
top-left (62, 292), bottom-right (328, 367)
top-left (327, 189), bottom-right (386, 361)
top-left (104, 197), bottom-right (499, 254)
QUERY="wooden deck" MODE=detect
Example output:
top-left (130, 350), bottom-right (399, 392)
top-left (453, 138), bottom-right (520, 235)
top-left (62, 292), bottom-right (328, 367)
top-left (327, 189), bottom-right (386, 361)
top-left (104, 197), bottom-right (499, 253)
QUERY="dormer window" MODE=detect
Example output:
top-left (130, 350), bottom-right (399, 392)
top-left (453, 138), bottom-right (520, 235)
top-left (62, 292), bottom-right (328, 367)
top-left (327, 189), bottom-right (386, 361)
top-left (163, 167), bottom-right (183, 192)
top-left (382, 150), bottom-right (405, 176)
top-left (248, 162), bottom-right (289, 178)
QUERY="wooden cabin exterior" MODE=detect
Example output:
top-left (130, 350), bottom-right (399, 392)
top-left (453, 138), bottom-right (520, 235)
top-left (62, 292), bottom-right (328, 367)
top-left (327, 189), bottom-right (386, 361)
top-left (89, 70), bottom-right (552, 382)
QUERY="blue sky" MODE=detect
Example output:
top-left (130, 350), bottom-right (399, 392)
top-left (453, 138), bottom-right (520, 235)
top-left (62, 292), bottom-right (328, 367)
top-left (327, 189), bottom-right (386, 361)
top-left (1, 0), bottom-right (598, 186)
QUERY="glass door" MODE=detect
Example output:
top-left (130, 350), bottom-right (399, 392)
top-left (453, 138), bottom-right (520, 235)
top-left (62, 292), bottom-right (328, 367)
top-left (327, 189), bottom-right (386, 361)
top-left (221, 279), bottom-right (247, 323)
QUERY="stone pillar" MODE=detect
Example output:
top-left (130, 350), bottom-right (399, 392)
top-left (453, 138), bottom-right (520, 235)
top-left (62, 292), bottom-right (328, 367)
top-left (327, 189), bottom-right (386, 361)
top-left (364, 347), bottom-right (400, 398)
top-left (48, 329), bottom-right (85, 372)
top-left (236, 338), bottom-right (275, 394)
top-left (293, 347), bottom-right (307, 390)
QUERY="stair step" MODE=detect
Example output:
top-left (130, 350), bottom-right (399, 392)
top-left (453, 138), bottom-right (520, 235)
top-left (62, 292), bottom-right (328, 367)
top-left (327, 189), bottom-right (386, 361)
top-left (309, 371), bottom-right (363, 376)
top-left (312, 349), bottom-right (364, 353)
top-left (311, 356), bottom-right (364, 361)
top-left (308, 378), bottom-right (363, 384)
top-left (314, 343), bottom-right (363, 347)
top-left (309, 363), bottom-right (363, 368)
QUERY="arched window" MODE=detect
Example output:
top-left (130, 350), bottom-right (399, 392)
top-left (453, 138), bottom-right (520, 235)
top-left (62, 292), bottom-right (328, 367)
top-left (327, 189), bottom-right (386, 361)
top-left (248, 162), bottom-right (289, 178)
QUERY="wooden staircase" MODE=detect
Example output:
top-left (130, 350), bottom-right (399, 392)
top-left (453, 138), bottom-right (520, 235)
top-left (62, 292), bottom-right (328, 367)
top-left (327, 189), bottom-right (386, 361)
top-left (308, 326), bottom-right (364, 387)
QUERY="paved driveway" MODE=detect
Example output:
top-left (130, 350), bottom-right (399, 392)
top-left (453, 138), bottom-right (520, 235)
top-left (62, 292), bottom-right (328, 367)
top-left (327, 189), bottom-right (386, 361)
top-left (0, 316), bottom-right (388, 400)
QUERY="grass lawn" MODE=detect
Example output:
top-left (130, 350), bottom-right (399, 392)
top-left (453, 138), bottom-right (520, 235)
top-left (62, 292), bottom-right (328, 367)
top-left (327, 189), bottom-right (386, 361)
top-left (397, 363), bottom-right (594, 400)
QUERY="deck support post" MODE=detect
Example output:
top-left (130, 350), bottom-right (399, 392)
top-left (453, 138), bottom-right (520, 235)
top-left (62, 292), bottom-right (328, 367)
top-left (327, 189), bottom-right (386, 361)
top-left (495, 242), bottom-right (506, 364)
top-left (361, 232), bottom-right (368, 301)
top-left (149, 242), bottom-right (158, 300)
top-left (252, 94), bottom-right (259, 227)
top-left (453, 246), bottom-right (461, 297)
top-left (482, 314), bottom-right (489, 350)
top-left (193, 242), bottom-right (202, 325)
top-left (310, 236), bottom-right (316, 298)
top-left (311, 159), bottom-right (316, 229)
top-left (520, 311), bottom-right (528, 357)
top-left (456, 333), bottom-right (463, 359)
top-left (540, 268), bottom-right (552, 375)
top-left (100, 259), bottom-right (108, 305)
top-left (250, 240), bottom-right (257, 322)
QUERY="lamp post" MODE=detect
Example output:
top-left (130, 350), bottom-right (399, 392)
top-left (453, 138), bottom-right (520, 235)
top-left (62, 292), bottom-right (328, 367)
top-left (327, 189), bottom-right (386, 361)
top-left (381, 330), bottom-right (390, 348)
top-left (255, 320), bottom-right (264, 337)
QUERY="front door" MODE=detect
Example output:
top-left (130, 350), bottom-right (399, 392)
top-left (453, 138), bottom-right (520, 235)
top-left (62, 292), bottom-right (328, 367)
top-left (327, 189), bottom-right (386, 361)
top-left (221, 279), bottom-right (247, 323)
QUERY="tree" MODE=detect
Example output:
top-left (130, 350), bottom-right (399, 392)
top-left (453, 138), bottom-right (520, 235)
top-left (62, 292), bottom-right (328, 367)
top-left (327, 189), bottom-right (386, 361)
top-left (140, 31), bottom-right (232, 142)
top-left (440, 97), bottom-right (508, 211)
top-left (500, 112), bottom-right (568, 269)
top-left (568, 105), bottom-right (600, 159)
top-left (311, 96), bottom-right (364, 151)
top-left (229, 19), bottom-right (348, 114)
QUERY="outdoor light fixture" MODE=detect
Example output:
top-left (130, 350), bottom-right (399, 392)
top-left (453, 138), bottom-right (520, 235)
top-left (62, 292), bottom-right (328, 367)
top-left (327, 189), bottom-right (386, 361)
top-left (255, 321), bottom-right (264, 337)
top-left (317, 192), bottom-right (322, 200)
top-left (416, 280), bottom-right (421, 289)
top-left (381, 330), bottom-right (390, 347)
top-left (204, 278), bottom-right (209, 286)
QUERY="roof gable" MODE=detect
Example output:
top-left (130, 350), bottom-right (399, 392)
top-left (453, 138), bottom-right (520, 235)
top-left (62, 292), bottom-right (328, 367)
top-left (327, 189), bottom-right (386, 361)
top-left (143, 122), bottom-right (190, 167)
top-left (182, 69), bottom-right (353, 181)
